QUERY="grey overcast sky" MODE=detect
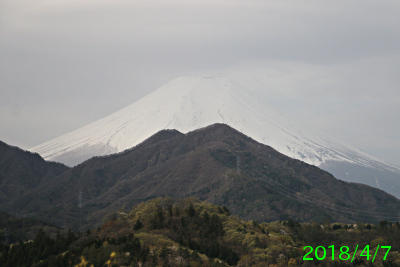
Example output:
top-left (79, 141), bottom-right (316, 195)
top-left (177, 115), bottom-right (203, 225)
top-left (1, 0), bottom-right (400, 165)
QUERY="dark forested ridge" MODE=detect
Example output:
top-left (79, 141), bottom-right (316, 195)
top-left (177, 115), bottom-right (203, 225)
top-left (0, 141), bottom-right (69, 203)
top-left (1, 124), bottom-right (400, 231)
top-left (1, 197), bottom-right (400, 266)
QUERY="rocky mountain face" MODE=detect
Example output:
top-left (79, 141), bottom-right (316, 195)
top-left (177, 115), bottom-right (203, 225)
top-left (1, 124), bottom-right (400, 231)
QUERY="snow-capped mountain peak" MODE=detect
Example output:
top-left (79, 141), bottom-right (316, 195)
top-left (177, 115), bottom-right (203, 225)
top-left (30, 76), bottom-right (400, 197)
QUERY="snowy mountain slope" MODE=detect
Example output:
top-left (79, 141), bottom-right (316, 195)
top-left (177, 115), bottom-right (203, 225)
top-left (30, 76), bottom-right (400, 197)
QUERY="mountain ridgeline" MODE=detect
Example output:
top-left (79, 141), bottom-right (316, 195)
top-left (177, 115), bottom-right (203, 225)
top-left (29, 77), bottom-right (400, 199)
top-left (1, 124), bottom-right (400, 231)
top-left (0, 141), bottom-right (69, 203)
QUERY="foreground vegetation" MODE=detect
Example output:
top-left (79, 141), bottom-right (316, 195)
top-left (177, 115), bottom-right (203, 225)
top-left (1, 197), bottom-right (400, 266)
top-left (0, 211), bottom-right (62, 244)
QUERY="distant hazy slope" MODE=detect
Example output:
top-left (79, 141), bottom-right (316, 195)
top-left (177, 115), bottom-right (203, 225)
top-left (30, 77), bottom-right (400, 197)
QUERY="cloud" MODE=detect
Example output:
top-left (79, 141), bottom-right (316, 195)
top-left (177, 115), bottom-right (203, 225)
top-left (0, 0), bottom-right (399, 164)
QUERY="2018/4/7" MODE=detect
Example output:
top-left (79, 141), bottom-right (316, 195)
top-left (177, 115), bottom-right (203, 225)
top-left (303, 245), bottom-right (391, 263)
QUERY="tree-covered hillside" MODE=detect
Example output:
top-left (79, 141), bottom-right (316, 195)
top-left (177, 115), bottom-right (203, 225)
top-left (0, 211), bottom-right (62, 245)
top-left (2, 124), bottom-right (400, 232)
top-left (1, 197), bottom-right (400, 266)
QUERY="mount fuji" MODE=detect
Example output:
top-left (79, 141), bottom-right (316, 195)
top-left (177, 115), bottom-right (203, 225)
top-left (30, 76), bottom-right (400, 198)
